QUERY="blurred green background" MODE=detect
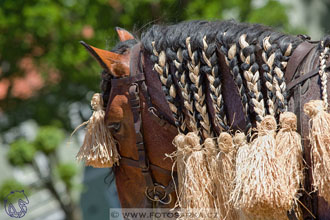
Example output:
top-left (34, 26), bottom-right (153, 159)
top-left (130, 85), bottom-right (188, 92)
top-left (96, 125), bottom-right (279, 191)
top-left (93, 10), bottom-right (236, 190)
top-left (0, 0), bottom-right (329, 219)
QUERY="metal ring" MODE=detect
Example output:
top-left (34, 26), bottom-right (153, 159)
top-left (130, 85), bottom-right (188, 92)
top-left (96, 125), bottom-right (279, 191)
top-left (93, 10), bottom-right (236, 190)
top-left (130, 83), bottom-right (139, 93)
top-left (144, 184), bottom-right (171, 204)
top-left (145, 185), bottom-right (166, 202)
top-left (159, 193), bottom-right (172, 205)
top-left (148, 107), bottom-right (158, 117)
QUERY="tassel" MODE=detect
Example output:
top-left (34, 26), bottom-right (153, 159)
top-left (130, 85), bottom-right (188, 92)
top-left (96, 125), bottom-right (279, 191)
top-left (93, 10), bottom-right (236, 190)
top-left (276, 112), bottom-right (304, 219)
top-left (276, 112), bottom-right (304, 208)
top-left (216, 132), bottom-right (238, 220)
top-left (232, 132), bottom-right (252, 220)
top-left (173, 132), bottom-right (213, 219)
top-left (204, 137), bottom-right (232, 219)
top-left (231, 115), bottom-right (289, 219)
top-left (204, 137), bottom-right (220, 214)
top-left (74, 93), bottom-right (119, 168)
top-left (304, 100), bottom-right (330, 203)
top-left (173, 133), bottom-right (187, 209)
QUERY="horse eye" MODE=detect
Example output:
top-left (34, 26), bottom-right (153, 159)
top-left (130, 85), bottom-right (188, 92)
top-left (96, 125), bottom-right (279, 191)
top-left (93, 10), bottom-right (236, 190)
top-left (108, 122), bottom-right (121, 132)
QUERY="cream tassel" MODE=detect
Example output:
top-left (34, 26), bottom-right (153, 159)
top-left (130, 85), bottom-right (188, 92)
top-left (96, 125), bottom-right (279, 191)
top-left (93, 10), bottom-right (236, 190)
top-left (173, 133), bottom-right (187, 210)
top-left (231, 116), bottom-right (289, 219)
top-left (304, 100), bottom-right (330, 203)
top-left (74, 93), bottom-right (119, 168)
top-left (173, 132), bottom-right (214, 219)
top-left (232, 132), bottom-right (252, 220)
top-left (204, 138), bottom-right (221, 215)
top-left (276, 111), bottom-right (304, 219)
top-left (217, 132), bottom-right (238, 220)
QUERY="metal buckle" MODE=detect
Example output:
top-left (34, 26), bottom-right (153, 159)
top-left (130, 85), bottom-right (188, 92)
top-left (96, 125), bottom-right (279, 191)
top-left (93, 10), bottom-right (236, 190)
top-left (144, 184), bottom-right (172, 205)
top-left (148, 107), bottom-right (158, 117)
top-left (129, 83), bottom-right (139, 94)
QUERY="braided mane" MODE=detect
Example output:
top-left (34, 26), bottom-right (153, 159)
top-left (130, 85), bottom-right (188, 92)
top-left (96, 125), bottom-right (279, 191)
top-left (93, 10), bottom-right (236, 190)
top-left (142, 20), bottom-right (303, 137)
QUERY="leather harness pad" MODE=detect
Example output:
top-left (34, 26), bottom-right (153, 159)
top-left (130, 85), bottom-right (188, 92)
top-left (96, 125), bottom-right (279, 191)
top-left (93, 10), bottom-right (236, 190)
top-left (285, 40), bottom-right (330, 219)
top-left (285, 41), bottom-right (315, 85)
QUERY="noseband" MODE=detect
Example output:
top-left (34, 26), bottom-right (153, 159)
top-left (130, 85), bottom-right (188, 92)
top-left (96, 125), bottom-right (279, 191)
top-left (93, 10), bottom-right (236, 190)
top-left (106, 43), bottom-right (177, 207)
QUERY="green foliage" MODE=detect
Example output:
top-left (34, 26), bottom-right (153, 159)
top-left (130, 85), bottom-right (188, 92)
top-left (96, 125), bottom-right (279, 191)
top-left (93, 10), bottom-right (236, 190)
top-left (0, 179), bottom-right (30, 205)
top-left (57, 163), bottom-right (78, 189)
top-left (247, 0), bottom-right (288, 28)
top-left (8, 139), bottom-right (36, 166)
top-left (183, 0), bottom-right (291, 30)
top-left (34, 126), bottom-right (64, 154)
top-left (185, 0), bottom-right (223, 20)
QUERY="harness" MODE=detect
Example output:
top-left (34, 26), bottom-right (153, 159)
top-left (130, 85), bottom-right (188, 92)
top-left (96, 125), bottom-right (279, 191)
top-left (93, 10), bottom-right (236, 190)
top-left (285, 36), bottom-right (330, 219)
top-left (105, 37), bottom-right (328, 214)
top-left (285, 37), bottom-right (330, 135)
top-left (106, 43), bottom-right (177, 207)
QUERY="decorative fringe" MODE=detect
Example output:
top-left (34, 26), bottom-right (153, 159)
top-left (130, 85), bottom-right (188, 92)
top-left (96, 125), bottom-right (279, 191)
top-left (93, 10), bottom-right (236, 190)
top-left (217, 132), bottom-right (238, 220)
top-left (173, 132), bottom-right (214, 219)
top-left (173, 133), bottom-right (187, 209)
top-left (74, 93), bottom-right (119, 168)
top-left (304, 100), bottom-right (330, 203)
top-left (231, 116), bottom-right (289, 220)
top-left (276, 112), bottom-right (304, 209)
top-left (232, 132), bottom-right (251, 220)
top-left (204, 138), bottom-right (221, 215)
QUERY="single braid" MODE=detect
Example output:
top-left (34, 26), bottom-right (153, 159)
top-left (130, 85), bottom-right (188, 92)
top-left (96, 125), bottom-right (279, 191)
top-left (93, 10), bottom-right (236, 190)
top-left (201, 35), bottom-right (229, 131)
top-left (261, 36), bottom-right (277, 116)
top-left (273, 59), bottom-right (288, 113)
top-left (239, 34), bottom-right (266, 121)
top-left (164, 44), bottom-right (188, 132)
top-left (318, 39), bottom-right (330, 108)
top-left (185, 37), bottom-right (212, 138)
top-left (272, 36), bottom-right (293, 114)
top-left (152, 41), bottom-right (182, 127)
top-left (172, 47), bottom-right (197, 132)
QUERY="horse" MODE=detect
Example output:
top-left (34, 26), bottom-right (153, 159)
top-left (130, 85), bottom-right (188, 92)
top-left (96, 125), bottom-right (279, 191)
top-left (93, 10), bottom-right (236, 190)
top-left (79, 21), bottom-right (330, 219)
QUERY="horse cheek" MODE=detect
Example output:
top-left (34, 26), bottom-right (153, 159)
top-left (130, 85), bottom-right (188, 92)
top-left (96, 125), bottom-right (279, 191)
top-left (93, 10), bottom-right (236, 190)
top-left (107, 106), bottom-right (124, 123)
top-left (106, 95), bottom-right (127, 123)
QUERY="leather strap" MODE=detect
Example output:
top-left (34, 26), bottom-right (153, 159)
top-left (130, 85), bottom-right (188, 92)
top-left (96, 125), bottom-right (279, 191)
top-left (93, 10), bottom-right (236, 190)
top-left (286, 39), bottom-right (320, 219)
top-left (148, 107), bottom-right (177, 132)
top-left (111, 73), bottom-right (145, 86)
top-left (164, 175), bottom-right (177, 195)
top-left (285, 41), bottom-right (315, 85)
top-left (120, 157), bottom-right (174, 176)
top-left (287, 64), bottom-right (330, 91)
top-left (128, 44), bottom-right (155, 189)
top-left (108, 43), bottom-right (176, 207)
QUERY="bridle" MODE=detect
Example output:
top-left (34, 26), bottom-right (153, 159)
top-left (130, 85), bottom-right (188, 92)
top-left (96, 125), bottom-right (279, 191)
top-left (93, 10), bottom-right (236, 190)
top-left (106, 42), bottom-right (177, 207)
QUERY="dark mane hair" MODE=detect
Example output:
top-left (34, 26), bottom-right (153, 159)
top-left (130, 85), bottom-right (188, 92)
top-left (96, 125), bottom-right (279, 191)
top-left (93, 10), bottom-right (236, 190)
top-left (140, 20), bottom-right (304, 136)
top-left (141, 20), bottom-right (302, 55)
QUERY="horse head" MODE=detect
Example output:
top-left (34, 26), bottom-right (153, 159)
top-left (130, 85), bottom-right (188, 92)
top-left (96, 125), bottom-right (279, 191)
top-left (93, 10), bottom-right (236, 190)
top-left (81, 28), bottom-right (177, 208)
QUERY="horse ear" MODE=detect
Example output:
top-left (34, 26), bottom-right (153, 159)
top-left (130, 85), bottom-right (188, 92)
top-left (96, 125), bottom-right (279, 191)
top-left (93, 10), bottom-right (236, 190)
top-left (80, 41), bottom-right (129, 76)
top-left (116, 27), bottom-right (135, 41)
